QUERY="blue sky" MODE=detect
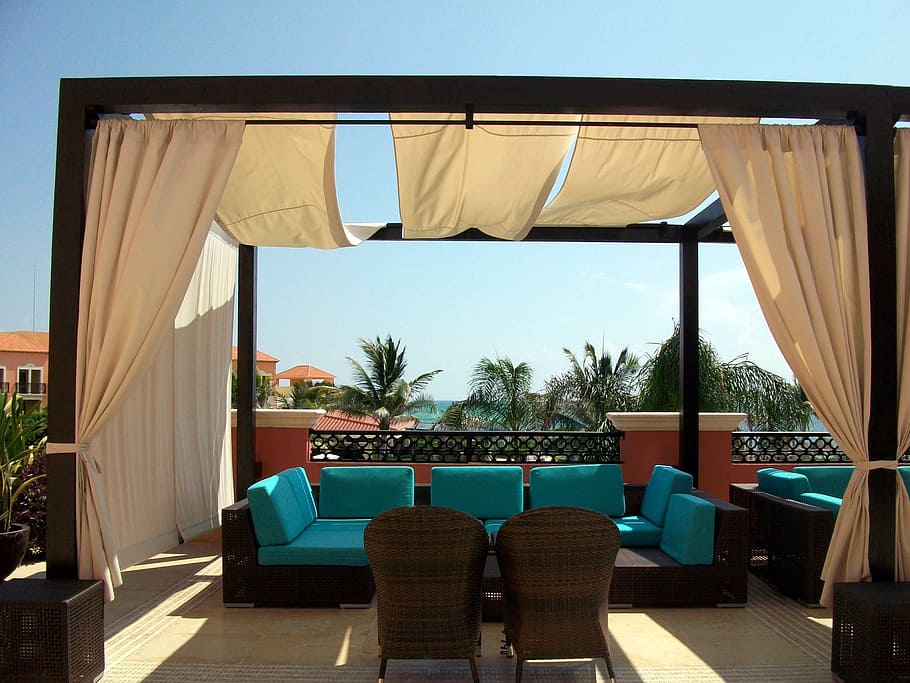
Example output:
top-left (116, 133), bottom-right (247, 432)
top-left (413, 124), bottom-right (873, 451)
top-left (2, 1), bottom-right (908, 398)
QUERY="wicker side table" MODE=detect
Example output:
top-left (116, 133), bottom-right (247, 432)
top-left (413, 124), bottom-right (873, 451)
top-left (832, 581), bottom-right (910, 682)
top-left (0, 579), bottom-right (104, 682)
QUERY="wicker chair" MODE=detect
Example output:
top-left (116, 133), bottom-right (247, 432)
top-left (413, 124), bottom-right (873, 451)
top-left (495, 506), bottom-right (621, 683)
top-left (364, 506), bottom-right (489, 682)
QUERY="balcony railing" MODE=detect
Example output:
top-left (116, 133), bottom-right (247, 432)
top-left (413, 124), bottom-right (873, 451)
top-left (310, 430), bottom-right (623, 463)
top-left (731, 431), bottom-right (910, 464)
top-left (16, 382), bottom-right (47, 395)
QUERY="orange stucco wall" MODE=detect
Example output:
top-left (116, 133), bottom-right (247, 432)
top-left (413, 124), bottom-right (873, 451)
top-left (0, 349), bottom-right (49, 406)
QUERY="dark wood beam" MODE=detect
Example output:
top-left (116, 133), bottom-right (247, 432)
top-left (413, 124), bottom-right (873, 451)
top-left (686, 198), bottom-right (729, 241)
top-left (863, 92), bottom-right (898, 581)
top-left (679, 232), bottom-right (700, 485)
top-left (45, 82), bottom-right (86, 579)
top-left (235, 245), bottom-right (257, 499)
top-left (60, 76), bottom-right (895, 122)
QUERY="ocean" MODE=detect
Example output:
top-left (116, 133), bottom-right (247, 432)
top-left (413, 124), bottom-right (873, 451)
top-left (412, 400), bottom-right (454, 426)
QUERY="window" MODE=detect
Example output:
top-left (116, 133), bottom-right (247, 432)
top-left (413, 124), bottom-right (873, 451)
top-left (17, 366), bottom-right (44, 395)
top-left (0, 366), bottom-right (7, 393)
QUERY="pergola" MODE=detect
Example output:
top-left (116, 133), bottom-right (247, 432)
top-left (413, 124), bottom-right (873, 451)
top-left (46, 76), bottom-right (910, 605)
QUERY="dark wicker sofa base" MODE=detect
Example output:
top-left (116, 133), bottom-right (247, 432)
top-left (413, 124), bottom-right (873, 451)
top-left (730, 483), bottom-right (835, 605)
top-left (222, 500), bottom-right (375, 607)
top-left (482, 486), bottom-right (748, 617)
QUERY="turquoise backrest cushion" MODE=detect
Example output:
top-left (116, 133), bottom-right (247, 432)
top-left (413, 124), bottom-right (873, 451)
top-left (529, 464), bottom-right (625, 517)
top-left (659, 493), bottom-right (715, 565)
top-left (794, 466), bottom-right (854, 499)
top-left (901, 467), bottom-right (910, 493)
top-left (318, 466), bottom-right (414, 518)
top-left (641, 465), bottom-right (693, 527)
top-left (247, 471), bottom-right (314, 546)
top-left (280, 467), bottom-right (318, 523)
top-left (431, 466), bottom-right (524, 520)
top-left (758, 470), bottom-right (811, 499)
top-left (755, 468), bottom-right (781, 490)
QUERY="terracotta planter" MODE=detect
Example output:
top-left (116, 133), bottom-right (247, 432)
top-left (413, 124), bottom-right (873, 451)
top-left (0, 523), bottom-right (30, 580)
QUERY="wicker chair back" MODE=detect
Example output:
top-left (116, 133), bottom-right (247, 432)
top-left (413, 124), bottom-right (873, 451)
top-left (496, 506), bottom-right (621, 683)
top-left (364, 505), bottom-right (489, 682)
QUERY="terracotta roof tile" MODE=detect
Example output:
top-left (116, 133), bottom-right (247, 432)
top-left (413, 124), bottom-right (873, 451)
top-left (0, 331), bottom-right (49, 353)
top-left (275, 364), bottom-right (335, 382)
top-left (230, 346), bottom-right (279, 363)
top-left (314, 411), bottom-right (418, 431)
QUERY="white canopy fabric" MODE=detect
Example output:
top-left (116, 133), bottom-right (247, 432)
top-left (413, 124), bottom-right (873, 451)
top-left (538, 115), bottom-right (757, 226)
top-left (50, 119), bottom-right (243, 599)
top-left (700, 123), bottom-right (910, 605)
top-left (151, 113), bottom-right (373, 248)
top-left (391, 113), bottom-right (580, 240)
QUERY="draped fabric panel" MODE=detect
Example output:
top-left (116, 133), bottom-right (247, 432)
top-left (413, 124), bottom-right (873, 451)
top-left (150, 113), bottom-right (371, 248)
top-left (699, 124), bottom-right (881, 606)
top-left (896, 129), bottom-right (910, 580)
top-left (391, 113), bottom-right (580, 240)
top-left (538, 115), bottom-right (756, 226)
top-left (74, 119), bottom-right (243, 599)
top-left (172, 224), bottom-right (238, 539)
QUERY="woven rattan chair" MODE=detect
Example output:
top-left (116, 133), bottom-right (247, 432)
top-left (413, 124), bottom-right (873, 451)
top-left (495, 506), bottom-right (621, 683)
top-left (364, 506), bottom-right (489, 682)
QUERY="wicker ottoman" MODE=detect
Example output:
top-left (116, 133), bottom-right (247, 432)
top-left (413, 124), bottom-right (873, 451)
top-left (832, 581), bottom-right (910, 682)
top-left (0, 579), bottom-right (104, 682)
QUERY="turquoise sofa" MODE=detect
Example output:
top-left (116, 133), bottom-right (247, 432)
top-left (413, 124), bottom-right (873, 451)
top-left (431, 465), bottom-right (525, 535)
top-left (222, 465), bottom-right (414, 607)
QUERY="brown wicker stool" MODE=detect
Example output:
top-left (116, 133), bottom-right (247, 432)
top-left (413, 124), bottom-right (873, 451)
top-left (832, 582), bottom-right (910, 682)
top-left (0, 579), bottom-right (104, 682)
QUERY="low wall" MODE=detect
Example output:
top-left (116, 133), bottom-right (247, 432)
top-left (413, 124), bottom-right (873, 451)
top-left (232, 410), bottom-right (757, 501)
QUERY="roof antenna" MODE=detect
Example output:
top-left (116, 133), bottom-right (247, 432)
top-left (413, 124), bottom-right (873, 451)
top-left (465, 104), bottom-right (474, 130)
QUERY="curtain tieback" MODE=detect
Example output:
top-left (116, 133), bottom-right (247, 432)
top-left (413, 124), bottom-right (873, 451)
top-left (45, 442), bottom-right (101, 473)
top-left (853, 460), bottom-right (899, 472)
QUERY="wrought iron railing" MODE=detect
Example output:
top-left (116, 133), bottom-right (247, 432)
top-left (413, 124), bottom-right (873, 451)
top-left (16, 382), bottom-right (46, 395)
top-left (309, 430), bottom-right (623, 463)
top-left (732, 431), bottom-right (910, 463)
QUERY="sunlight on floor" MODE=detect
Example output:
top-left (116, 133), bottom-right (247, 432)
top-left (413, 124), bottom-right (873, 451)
top-left (334, 625), bottom-right (353, 666)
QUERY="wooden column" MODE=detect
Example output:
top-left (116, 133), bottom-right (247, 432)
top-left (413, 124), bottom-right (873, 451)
top-left (863, 93), bottom-right (898, 581)
top-left (235, 244), bottom-right (257, 499)
top-left (679, 232), bottom-right (700, 486)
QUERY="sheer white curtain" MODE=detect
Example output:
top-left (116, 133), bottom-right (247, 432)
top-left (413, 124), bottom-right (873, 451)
top-left (699, 124), bottom-right (910, 605)
top-left (56, 119), bottom-right (242, 599)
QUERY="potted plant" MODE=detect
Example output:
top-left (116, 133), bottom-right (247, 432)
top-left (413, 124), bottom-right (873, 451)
top-left (0, 392), bottom-right (46, 580)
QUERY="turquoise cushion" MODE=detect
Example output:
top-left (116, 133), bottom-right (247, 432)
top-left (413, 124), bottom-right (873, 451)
top-left (431, 466), bottom-right (524, 520)
top-left (318, 466), bottom-right (414, 518)
top-left (755, 468), bottom-right (781, 490)
top-left (900, 467), bottom-right (910, 493)
top-left (613, 515), bottom-right (664, 546)
top-left (258, 519), bottom-right (370, 566)
top-left (484, 520), bottom-right (507, 536)
top-left (640, 465), bottom-right (693, 527)
top-left (247, 474), bottom-right (308, 547)
top-left (799, 492), bottom-right (843, 517)
top-left (659, 494), bottom-right (715, 565)
top-left (794, 466), bottom-right (854, 499)
top-left (279, 467), bottom-right (318, 524)
top-left (759, 470), bottom-right (811, 500)
top-left (529, 464), bottom-right (625, 517)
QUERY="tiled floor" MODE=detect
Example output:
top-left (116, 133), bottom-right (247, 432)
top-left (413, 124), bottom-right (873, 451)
top-left (12, 536), bottom-right (835, 681)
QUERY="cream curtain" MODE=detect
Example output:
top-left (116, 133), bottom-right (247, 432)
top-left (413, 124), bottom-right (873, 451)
top-left (72, 119), bottom-right (242, 599)
top-left (539, 115), bottom-right (756, 226)
top-left (391, 113), bottom-right (580, 240)
top-left (698, 124), bottom-right (895, 606)
top-left (896, 129), bottom-right (910, 580)
top-left (150, 113), bottom-right (370, 248)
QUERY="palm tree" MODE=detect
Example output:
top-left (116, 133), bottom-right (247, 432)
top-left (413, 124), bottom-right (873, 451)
top-left (442, 357), bottom-right (540, 431)
top-left (547, 342), bottom-right (640, 431)
top-left (637, 324), bottom-right (812, 430)
top-left (278, 380), bottom-right (337, 409)
top-left (231, 371), bottom-right (276, 409)
top-left (332, 335), bottom-right (441, 430)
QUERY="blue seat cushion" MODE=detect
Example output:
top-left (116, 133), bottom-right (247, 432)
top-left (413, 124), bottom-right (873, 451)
top-left (659, 494), bottom-right (715, 565)
top-left (258, 519), bottom-right (371, 566)
top-left (529, 464), bottom-right (625, 517)
top-left (431, 466), bottom-right (524, 520)
top-left (799, 492), bottom-right (843, 517)
top-left (318, 466), bottom-right (414, 518)
top-left (613, 515), bottom-right (663, 546)
top-left (247, 472), bottom-right (313, 547)
top-left (484, 519), bottom-right (508, 536)
top-left (758, 470), bottom-right (811, 500)
top-left (640, 465), bottom-right (693, 527)
top-left (794, 466), bottom-right (854, 499)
